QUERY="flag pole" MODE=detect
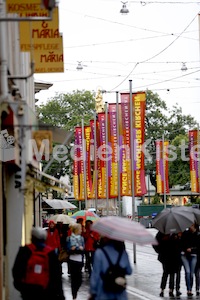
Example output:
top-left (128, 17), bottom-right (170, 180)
top-left (129, 80), bottom-right (136, 264)
top-left (105, 102), bottom-right (109, 216)
top-left (94, 111), bottom-right (98, 212)
top-left (116, 91), bottom-right (121, 216)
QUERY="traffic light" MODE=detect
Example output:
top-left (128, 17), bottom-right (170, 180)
top-left (41, 0), bottom-right (56, 10)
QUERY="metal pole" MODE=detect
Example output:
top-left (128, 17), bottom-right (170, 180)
top-left (162, 133), bottom-right (167, 209)
top-left (0, 1), bottom-right (7, 296)
top-left (148, 170), bottom-right (151, 205)
top-left (105, 102), bottom-right (109, 216)
top-left (116, 92), bottom-right (121, 216)
top-left (94, 111), bottom-right (98, 212)
top-left (82, 119), bottom-right (87, 209)
top-left (129, 80), bottom-right (136, 264)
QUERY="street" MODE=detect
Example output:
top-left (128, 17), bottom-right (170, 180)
top-left (62, 228), bottom-right (192, 300)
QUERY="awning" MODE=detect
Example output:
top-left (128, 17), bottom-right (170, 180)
top-left (42, 199), bottom-right (77, 210)
top-left (26, 164), bottom-right (69, 193)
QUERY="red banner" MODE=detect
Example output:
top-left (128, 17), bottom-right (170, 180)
top-left (121, 94), bottom-right (131, 196)
top-left (84, 126), bottom-right (93, 199)
top-left (109, 104), bottom-right (118, 198)
top-left (189, 130), bottom-right (200, 193)
top-left (73, 127), bottom-right (84, 200)
top-left (73, 127), bottom-right (79, 200)
top-left (97, 113), bottom-right (107, 198)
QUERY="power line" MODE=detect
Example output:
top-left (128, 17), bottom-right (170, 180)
top-left (110, 13), bottom-right (198, 91)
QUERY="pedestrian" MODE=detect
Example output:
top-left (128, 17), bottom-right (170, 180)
top-left (88, 237), bottom-right (132, 300)
top-left (153, 231), bottom-right (182, 298)
top-left (12, 227), bottom-right (65, 300)
top-left (45, 220), bottom-right (61, 253)
top-left (82, 220), bottom-right (100, 276)
top-left (181, 223), bottom-right (199, 297)
top-left (68, 223), bottom-right (85, 300)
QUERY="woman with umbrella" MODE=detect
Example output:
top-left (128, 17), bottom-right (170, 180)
top-left (153, 231), bottom-right (182, 298)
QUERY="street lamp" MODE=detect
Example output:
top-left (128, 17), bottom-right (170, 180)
top-left (76, 61), bottom-right (83, 71)
top-left (120, 2), bottom-right (129, 15)
top-left (181, 62), bottom-right (187, 71)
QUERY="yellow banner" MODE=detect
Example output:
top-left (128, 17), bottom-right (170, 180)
top-left (6, 0), bottom-right (48, 15)
top-left (19, 7), bottom-right (59, 52)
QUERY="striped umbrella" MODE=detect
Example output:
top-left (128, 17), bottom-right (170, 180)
top-left (71, 210), bottom-right (99, 222)
top-left (91, 216), bottom-right (157, 245)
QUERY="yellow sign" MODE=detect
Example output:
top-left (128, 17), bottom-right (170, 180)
top-left (20, 7), bottom-right (60, 52)
top-left (18, 6), bottom-right (64, 73)
top-left (6, 0), bottom-right (49, 16)
top-left (34, 36), bottom-right (64, 73)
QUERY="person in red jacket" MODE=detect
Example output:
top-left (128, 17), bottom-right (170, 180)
top-left (82, 220), bottom-right (100, 276)
top-left (46, 220), bottom-right (61, 254)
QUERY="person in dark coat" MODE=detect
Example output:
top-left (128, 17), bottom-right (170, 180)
top-left (12, 227), bottom-right (65, 300)
top-left (181, 223), bottom-right (199, 297)
top-left (153, 231), bottom-right (182, 298)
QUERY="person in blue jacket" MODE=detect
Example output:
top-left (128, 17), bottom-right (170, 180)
top-left (88, 237), bottom-right (132, 300)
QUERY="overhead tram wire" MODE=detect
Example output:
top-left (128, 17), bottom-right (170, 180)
top-left (109, 12), bottom-right (199, 91)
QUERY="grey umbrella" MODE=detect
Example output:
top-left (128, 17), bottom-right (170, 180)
top-left (152, 207), bottom-right (196, 234)
top-left (172, 206), bottom-right (200, 225)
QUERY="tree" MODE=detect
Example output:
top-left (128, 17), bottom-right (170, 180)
top-left (145, 90), bottom-right (198, 188)
top-left (36, 90), bottom-right (95, 183)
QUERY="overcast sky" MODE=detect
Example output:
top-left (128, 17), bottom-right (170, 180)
top-left (34, 0), bottom-right (200, 124)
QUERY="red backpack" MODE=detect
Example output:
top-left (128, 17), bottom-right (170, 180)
top-left (22, 243), bottom-right (52, 289)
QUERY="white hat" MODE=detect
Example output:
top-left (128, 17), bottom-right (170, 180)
top-left (31, 227), bottom-right (47, 241)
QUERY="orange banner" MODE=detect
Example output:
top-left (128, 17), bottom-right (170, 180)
top-left (120, 92), bottom-right (146, 196)
top-left (156, 140), bottom-right (170, 194)
top-left (132, 92), bottom-right (147, 196)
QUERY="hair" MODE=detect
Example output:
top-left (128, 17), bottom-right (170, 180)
top-left (31, 227), bottom-right (47, 242)
top-left (71, 223), bottom-right (82, 235)
top-left (77, 218), bottom-right (84, 224)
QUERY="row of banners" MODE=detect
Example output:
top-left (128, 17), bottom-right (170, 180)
top-left (6, 0), bottom-right (64, 73)
top-left (73, 92), bottom-right (200, 200)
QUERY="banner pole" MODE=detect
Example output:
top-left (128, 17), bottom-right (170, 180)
top-left (94, 111), bottom-right (98, 212)
top-left (129, 80), bottom-right (136, 264)
top-left (116, 91), bottom-right (121, 216)
top-left (105, 102), bottom-right (109, 216)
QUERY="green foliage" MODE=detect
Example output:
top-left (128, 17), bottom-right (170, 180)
top-left (145, 90), bottom-right (198, 188)
top-left (36, 90), bottom-right (96, 183)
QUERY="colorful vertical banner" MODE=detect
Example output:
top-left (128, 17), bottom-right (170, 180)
top-left (97, 113), bottom-right (107, 199)
top-left (189, 130), bottom-right (200, 193)
top-left (120, 92), bottom-right (146, 196)
top-left (156, 140), bottom-right (170, 194)
top-left (90, 119), bottom-right (97, 199)
top-left (84, 126), bottom-right (93, 199)
top-left (120, 93), bottom-right (132, 196)
top-left (132, 92), bottom-right (147, 196)
top-left (74, 127), bottom-right (85, 200)
top-left (73, 128), bottom-right (79, 200)
top-left (108, 104), bottom-right (118, 198)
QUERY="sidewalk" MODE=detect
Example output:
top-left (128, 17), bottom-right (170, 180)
top-left (61, 228), bottom-right (199, 300)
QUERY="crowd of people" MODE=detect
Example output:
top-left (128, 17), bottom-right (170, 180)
top-left (153, 222), bottom-right (200, 298)
top-left (12, 217), bottom-right (132, 300)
